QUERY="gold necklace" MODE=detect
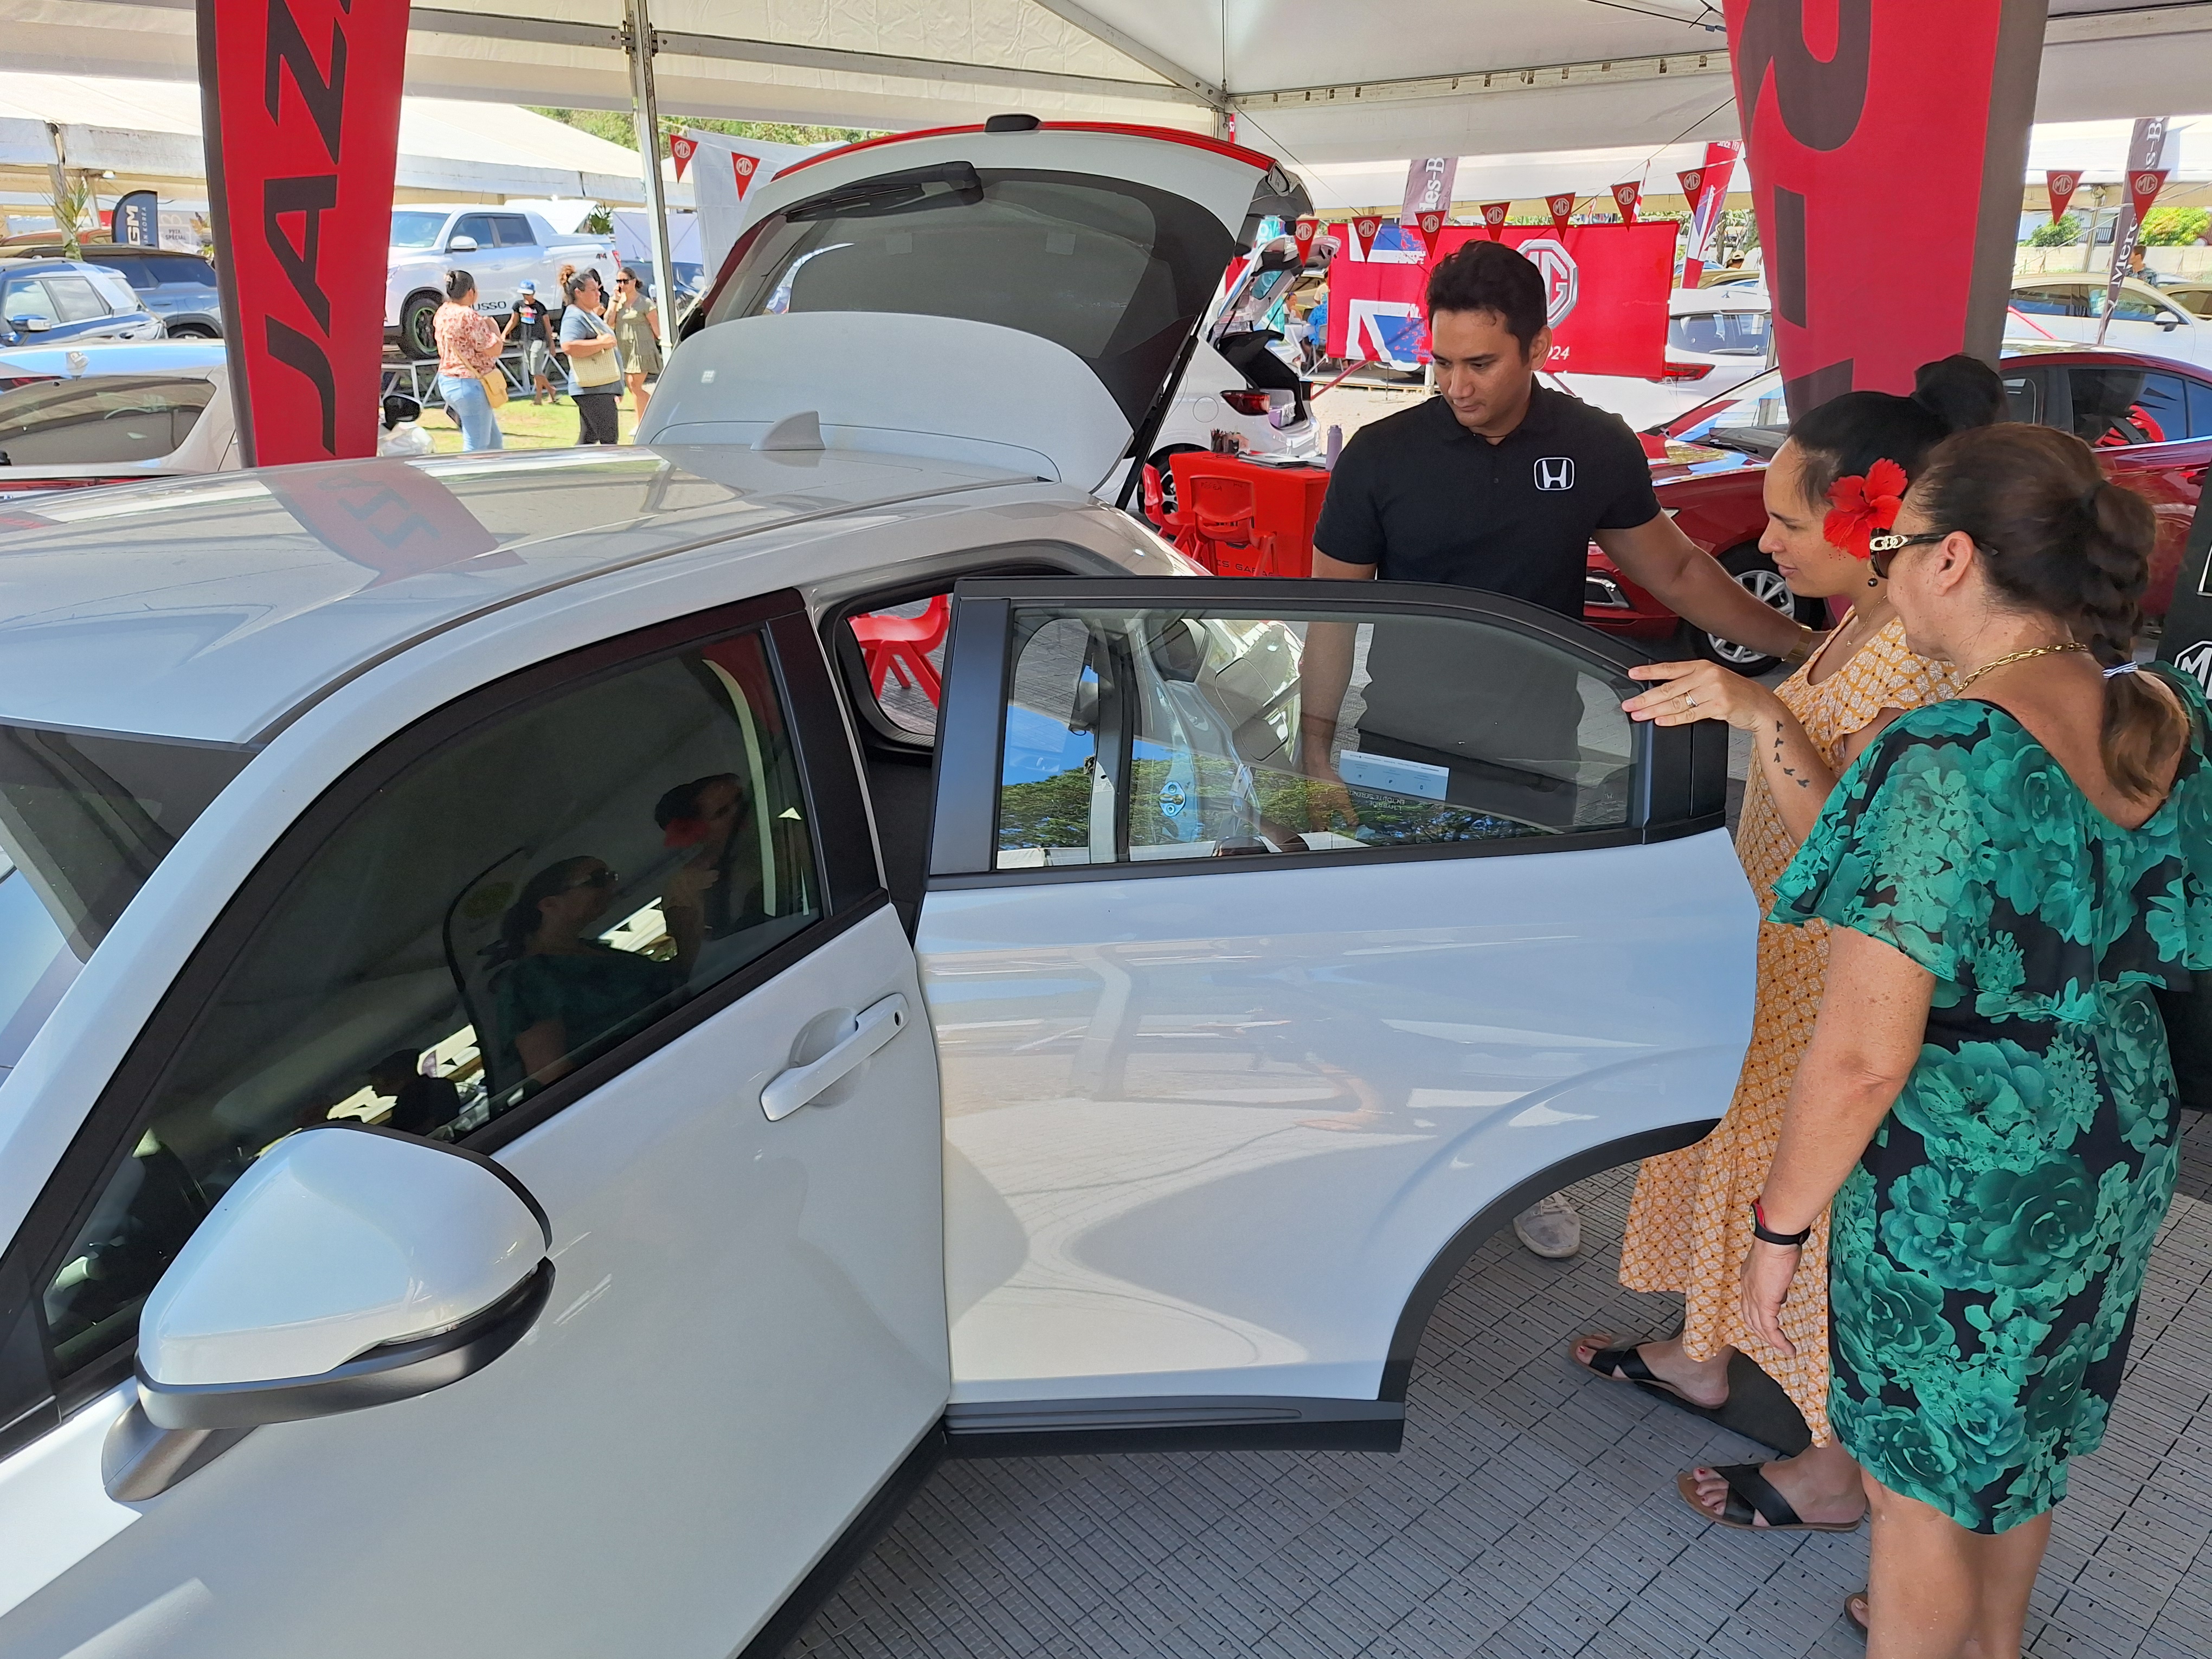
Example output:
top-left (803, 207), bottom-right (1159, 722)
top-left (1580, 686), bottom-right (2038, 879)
top-left (1954, 641), bottom-right (2089, 693)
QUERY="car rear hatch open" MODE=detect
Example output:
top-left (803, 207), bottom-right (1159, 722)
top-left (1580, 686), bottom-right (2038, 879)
top-left (645, 121), bottom-right (1308, 490)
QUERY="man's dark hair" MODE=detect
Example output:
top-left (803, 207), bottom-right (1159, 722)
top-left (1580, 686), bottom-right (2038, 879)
top-left (1424, 242), bottom-right (1548, 356)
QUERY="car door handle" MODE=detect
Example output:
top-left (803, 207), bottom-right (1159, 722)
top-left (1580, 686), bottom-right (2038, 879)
top-left (760, 993), bottom-right (909, 1122)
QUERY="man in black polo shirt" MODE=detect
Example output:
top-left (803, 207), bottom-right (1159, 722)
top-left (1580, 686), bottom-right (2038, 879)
top-left (1303, 242), bottom-right (1815, 1258)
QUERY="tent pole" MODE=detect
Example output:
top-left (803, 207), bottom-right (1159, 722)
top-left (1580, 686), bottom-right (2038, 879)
top-left (622, 0), bottom-right (681, 377)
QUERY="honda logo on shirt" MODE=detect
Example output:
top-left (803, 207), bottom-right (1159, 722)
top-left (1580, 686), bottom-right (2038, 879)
top-left (1534, 457), bottom-right (1576, 491)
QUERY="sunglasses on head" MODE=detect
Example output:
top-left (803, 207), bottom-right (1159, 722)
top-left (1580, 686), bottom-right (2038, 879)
top-left (568, 867), bottom-right (620, 891)
top-left (1866, 529), bottom-right (1950, 580)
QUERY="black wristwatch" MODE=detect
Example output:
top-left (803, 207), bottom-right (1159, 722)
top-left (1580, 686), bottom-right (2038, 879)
top-left (1751, 1199), bottom-right (1812, 1248)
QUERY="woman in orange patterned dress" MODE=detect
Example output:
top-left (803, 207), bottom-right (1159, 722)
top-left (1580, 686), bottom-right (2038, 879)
top-left (1570, 357), bottom-right (2004, 1535)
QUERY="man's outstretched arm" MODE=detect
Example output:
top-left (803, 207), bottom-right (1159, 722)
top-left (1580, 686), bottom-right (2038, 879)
top-left (1597, 512), bottom-right (1813, 662)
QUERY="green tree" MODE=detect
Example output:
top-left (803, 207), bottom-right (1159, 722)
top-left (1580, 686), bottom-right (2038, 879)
top-left (2028, 213), bottom-right (2081, 248)
top-left (530, 107), bottom-right (877, 152)
top-left (2141, 206), bottom-right (2210, 247)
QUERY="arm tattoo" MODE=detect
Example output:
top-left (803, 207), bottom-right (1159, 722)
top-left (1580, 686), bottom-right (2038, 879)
top-left (1772, 719), bottom-right (1811, 788)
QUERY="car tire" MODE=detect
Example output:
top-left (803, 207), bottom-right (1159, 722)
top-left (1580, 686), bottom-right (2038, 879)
top-left (400, 293), bottom-right (442, 361)
top-left (166, 323), bottom-right (221, 339)
top-left (1690, 545), bottom-right (1825, 677)
top-left (1144, 444), bottom-right (1206, 520)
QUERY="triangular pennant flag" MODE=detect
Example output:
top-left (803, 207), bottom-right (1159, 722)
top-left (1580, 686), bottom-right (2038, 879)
top-left (1479, 202), bottom-right (1510, 242)
top-left (1611, 181), bottom-right (1641, 223)
top-left (1291, 216), bottom-right (1320, 262)
top-left (1414, 210), bottom-right (1446, 259)
top-left (731, 151), bottom-right (762, 199)
top-left (1676, 166), bottom-right (1706, 207)
top-left (1349, 215), bottom-right (1382, 259)
top-left (1546, 193), bottom-right (1577, 236)
top-left (2128, 167), bottom-right (2168, 228)
top-left (668, 132), bottom-right (697, 182)
top-left (2045, 169), bottom-right (2081, 225)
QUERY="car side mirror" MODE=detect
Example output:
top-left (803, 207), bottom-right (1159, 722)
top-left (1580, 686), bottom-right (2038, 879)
top-left (447, 235), bottom-right (479, 254)
top-left (105, 1126), bottom-right (551, 1499)
top-left (2158, 314), bottom-right (2181, 331)
top-left (382, 391), bottom-right (423, 429)
top-left (6, 312), bottom-right (53, 333)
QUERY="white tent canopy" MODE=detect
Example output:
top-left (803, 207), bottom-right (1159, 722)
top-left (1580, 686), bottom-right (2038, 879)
top-left (5, 0), bottom-right (2208, 168)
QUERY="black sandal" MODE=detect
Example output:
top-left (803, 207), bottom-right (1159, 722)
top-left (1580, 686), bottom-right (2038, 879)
top-left (1675, 1463), bottom-right (1863, 1533)
top-left (1572, 1337), bottom-right (1726, 1410)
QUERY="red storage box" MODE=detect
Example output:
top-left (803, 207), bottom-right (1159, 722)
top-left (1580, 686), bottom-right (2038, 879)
top-left (1164, 453), bottom-right (1332, 578)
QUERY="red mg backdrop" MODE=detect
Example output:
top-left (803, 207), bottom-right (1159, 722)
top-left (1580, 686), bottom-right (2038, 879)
top-left (1321, 223), bottom-right (1675, 377)
top-left (1724, 0), bottom-right (2046, 415)
top-left (198, 0), bottom-right (410, 466)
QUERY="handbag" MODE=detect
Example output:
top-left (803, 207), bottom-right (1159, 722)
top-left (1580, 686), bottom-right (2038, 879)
top-left (478, 369), bottom-right (509, 409)
top-left (569, 312), bottom-right (621, 389)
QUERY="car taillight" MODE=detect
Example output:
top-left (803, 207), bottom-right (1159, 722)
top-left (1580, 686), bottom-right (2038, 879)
top-left (1221, 388), bottom-right (1274, 416)
top-left (1651, 363), bottom-right (1714, 383)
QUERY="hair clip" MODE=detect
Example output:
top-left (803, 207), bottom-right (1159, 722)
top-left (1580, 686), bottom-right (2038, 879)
top-left (2104, 662), bottom-right (2142, 678)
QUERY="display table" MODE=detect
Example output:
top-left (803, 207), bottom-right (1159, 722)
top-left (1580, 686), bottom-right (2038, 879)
top-left (1164, 452), bottom-right (1332, 578)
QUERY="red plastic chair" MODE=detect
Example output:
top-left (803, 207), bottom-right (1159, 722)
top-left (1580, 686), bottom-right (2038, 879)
top-left (850, 594), bottom-right (951, 704)
top-left (1184, 473), bottom-right (1276, 578)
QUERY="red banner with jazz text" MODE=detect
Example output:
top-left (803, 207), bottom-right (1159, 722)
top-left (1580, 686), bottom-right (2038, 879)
top-left (1724, 0), bottom-right (2043, 415)
top-left (1320, 223), bottom-right (1674, 376)
top-left (198, 0), bottom-right (408, 466)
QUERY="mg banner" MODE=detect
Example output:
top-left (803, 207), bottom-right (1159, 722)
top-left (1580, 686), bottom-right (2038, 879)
top-left (1725, 0), bottom-right (2047, 414)
top-left (1320, 223), bottom-right (1673, 376)
top-left (197, 0), bottom-right (409, 466)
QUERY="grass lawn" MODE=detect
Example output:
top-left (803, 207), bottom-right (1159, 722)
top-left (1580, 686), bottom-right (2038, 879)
top-left (423, 389), bottom-right (645, 453)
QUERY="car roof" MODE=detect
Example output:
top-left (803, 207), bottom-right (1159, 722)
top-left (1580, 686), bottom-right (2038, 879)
top-left (0, 444), bottom-right (1038, 745)
top-left (1, 259), bottom-right (123, 277)
top-left (0, 339), bottom-right (228, 377)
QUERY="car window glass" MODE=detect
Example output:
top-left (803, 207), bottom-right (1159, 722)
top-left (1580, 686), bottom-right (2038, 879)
top-left (0, 375), bottom-right (215, 466)
top-left (2068, 366), bottom-right (2189, 446)
top-left (1, 278), bottom-right (47, 324)
top-left (95, 258), bottom-right (160, 292)
top-left (2001, 371), bottom-right (2043, 425)
top-left (1668, 377), bottom-right (1787, 453)
top-left (2176, 288), bottom-right (2212, 319)
top-left (38, 628), bottom-right (821, 1382)
top-left (2189, 376), bottom-right (2212, 440)
top-left (153, 255), bottom-right (216, 286)
top-left (1667, 310), bottom-right (1769, 357)
top-left (995, 605), bottom-right (1634, 867)
top-left (453, 214), bottom-right (498, 247)
top-left (40, 275), bottom-right (108, 323)
top-left (2091, 287), bottom-right (2175, 323)
top-left (492, 215), bottom-right (537, 247)
top-left (842, 594), bottom-right (952, 741)
top-left (2011, 285), bottom-right (2089, 318)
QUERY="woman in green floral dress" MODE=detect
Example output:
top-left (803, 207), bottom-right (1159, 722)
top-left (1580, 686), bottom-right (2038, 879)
top-left (1741, 423), bottom-right (2212, 1656)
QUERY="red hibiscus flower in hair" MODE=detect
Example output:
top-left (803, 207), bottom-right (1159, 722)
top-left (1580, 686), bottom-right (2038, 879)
top-left (661, 817), bottom-right (711, 849)
top-left (1823, 458), bottom-right (1907, 560)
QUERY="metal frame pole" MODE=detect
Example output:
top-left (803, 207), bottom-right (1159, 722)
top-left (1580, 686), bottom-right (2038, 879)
top-left (622, 0), bottom-right (681, 366)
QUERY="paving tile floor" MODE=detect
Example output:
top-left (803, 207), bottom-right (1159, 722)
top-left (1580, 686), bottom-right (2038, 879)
top-left (788, 1111), bottom-right (2212, 1658)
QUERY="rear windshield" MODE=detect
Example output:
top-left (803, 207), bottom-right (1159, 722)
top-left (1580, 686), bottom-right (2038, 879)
top-left (0, 724), bottom-right (249, 1079)
top-left (1669, 310), bottom-right (1770, 357)
top-left (700, 165), bottom-right (1235, 425)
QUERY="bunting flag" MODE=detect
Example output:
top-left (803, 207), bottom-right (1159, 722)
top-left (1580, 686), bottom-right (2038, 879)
top-left (1478, 202), bottom-right (1510, 242)
top-left (1413, 209), bottom-right (1446, 258)
top-left (1611, 181), bottom-right (1641, 223)
top-left (1349, 215), bottom-right (1384, 259)
top-left (670, 132), bottom-right (698, 181)
top-left (2045, 169), bottom-right (2080, 224)
top-left (1546, 192), bottom-right (1577, 236)
top-left (731, 151), bottom-right (762, 200)
top-left (1291, 216), bottom-right (1320, 261)
top-left (2129, 167), bottom-right (2168, 228)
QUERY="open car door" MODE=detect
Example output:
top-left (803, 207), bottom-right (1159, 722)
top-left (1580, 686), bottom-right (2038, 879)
top-left (916, 577), bottom-right (1759, 1450)
top-left (646, 123), bottom-right (1309, 491)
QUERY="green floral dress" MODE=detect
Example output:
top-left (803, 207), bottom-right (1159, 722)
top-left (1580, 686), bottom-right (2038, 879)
top-left (1770, 671), bottom-right (2212, 1533)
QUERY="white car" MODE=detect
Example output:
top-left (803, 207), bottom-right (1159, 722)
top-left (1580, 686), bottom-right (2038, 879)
top-left (2009, 273), bottom-right (2211, 368)
top-left (0, 125), bottom-right (1754, 1657)
top-left (385, 205), bottom-right (616, 361)
top-left (1557, 284), bottom-right (1774, 432)
top-left (0, 342), bottom-right (425, 503)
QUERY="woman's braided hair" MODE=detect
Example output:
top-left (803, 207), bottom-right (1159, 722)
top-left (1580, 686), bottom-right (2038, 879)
top-left (1911, 422), bottom-right (2183, 798)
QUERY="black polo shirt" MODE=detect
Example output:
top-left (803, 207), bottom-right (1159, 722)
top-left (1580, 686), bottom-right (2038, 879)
top-left (1313, 385), bottom-right (1662, 615)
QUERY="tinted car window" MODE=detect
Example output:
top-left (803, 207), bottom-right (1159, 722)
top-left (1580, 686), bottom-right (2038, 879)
top-left (2093, 287), bottom-right (2181, 324)
top-left (453, 213), bottom-right (498, 247)
top-left (41, 274), bottom-right (108, 323)
top-left (2011, 285), bottom-right (2088, 317)
top-left (38, 626), bottom-right (821, 1381)
top-left (704, 166), bottom-right (1236, 424)
top-left (2189, 377), bottom-right (2212, 441)
top-left (2001, 370), bottom-right (2043, 425)
top-left (97, 257), bottom-right (162, 292)
top-left (492, 215), bottom-right (537, 247)
top-left (1669, 310), bottom-right (1770, 356)
top-left (2068, 366), bottom-right (2191, 446)
top-left (996, 603), bottom-right (1634, 867)
top-left (0, 375), bottom-right (215, 465)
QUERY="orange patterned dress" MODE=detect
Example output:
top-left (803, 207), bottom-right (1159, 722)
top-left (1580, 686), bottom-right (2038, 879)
top-left (1618, 618), bottom-right (1963, 1442)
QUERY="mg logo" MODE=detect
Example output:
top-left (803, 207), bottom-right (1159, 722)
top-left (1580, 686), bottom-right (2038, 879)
top-left (2175, 639), bottom-right (2212, 693)
top-left (1519, 236), bottom-right (1580, 326)
top-left (1534, 457), bottom-right (1576, 491)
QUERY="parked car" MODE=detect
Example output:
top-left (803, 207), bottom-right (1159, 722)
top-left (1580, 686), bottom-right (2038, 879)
top-left (0, 340), bottom-right (422, 503)
top-left (1558, 283), bottom-right (1774, 431)
top-left (0, 259), bottom-right (164, 349)
top-left (2165, 279), bottom-right (2212, 320)
top-left (0, 121), bottom-right (1755, 1658)
top-left (5, 243), bottom-right (223, 338)
top-left (2008, 273), bottom-right (2211, 366)
top-left (387, 205), bottom-right (616, 360)
top-left (1584, 343), bottom-right (2212, 670)
top-left (676, 120), bottom-right (1320, 505)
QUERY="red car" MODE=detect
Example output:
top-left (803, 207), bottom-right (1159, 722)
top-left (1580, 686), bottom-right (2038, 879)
top-left (1585, 344), bottom-right (2212, 673)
